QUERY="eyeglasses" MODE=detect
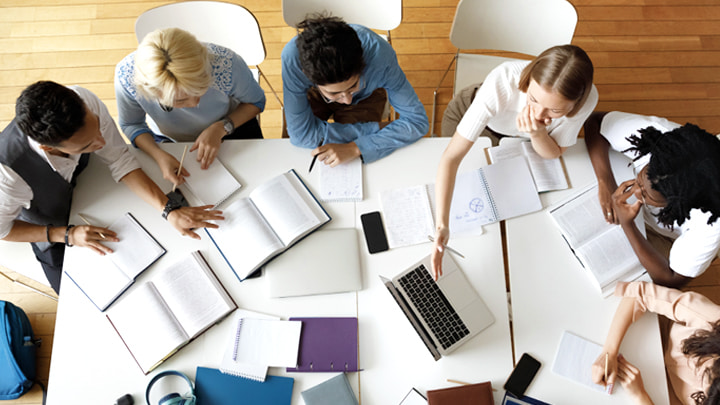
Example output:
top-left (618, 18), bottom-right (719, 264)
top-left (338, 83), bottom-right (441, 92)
top-left (317, 76), bottom-right (365, 104)
top-left (159, 102), bottom-right (173, 112)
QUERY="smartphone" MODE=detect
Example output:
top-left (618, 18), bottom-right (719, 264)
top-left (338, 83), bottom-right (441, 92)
top-left (504, 353), bottom-right (541, 397)
top-left (360, 211), bottom-right (389, 254)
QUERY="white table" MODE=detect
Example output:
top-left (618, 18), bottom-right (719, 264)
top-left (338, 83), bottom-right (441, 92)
top-left (47, 140), bottom-right (358, 404)
top-left (505, 141), bottom-right (670, 404)
top-left (355, 138), bottom-right (515, 404)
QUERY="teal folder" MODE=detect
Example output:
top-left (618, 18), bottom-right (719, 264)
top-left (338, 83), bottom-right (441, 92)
top-left (301, 373), bottom-right (358, 405)
top-left (195, 367), bottom-right (294, 405)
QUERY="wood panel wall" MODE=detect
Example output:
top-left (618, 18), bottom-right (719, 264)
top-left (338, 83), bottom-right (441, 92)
top-left (2, 0), bottom-right (720, 140)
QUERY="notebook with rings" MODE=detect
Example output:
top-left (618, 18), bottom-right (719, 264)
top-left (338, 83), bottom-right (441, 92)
top-left (380, 254), bottom-right (494, 360)
top-left (286, 317), bottom-right (359, 373)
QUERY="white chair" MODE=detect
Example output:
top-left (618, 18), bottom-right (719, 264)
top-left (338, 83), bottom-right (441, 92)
top-left (430, 0), bottom-right (578, 136)
top-left (135, 1), bottom-right (282, 119)
top-left (282, 0), bottom-right (402, 44)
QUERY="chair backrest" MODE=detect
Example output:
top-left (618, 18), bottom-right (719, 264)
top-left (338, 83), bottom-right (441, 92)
top-left (282, 0), bottom-right (402, 31)
top-left (450, 0), bottom-right (577, 55)
top-left (450, 0), bottom-right (577, 95)
top-left (135, 1), bottom-right (266, 67)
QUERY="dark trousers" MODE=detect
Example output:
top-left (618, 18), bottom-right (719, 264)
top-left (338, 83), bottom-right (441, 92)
top-left (31, 242), bottom-right (64, 294)
top-left (226, 117), bottom-right (263, 140)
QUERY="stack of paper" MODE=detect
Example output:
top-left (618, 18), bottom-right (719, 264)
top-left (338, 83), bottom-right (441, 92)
top-left (219, 310), bottom-right (302, 381)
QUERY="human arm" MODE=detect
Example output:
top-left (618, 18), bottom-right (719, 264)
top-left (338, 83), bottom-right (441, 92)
top-left (612, 180), bottom-right (691, 288)
top-left (135, 133), bottom-right (189, 187)
top-left (119, 169), bottom-right (224, 239)
top-left (585, 111), bottom-right (619, 224)
top-left (431, 133), bottom-right (474, 280)
top-left (189, 102), bottom-right (262, 169)
top-left (2, 221), bottom-right (117, 255)
top-left (591, 296), bottom-right (636, 393)
top-left (516, 105), bottom-right (565, 159)
top-left (615, 355), bottom-right (654, 405)
top-left (190, 49), bottom-right (265, 169)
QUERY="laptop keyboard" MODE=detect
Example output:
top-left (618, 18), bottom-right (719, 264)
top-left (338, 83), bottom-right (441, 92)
top-left (398, 264), bottom-right (470, 350)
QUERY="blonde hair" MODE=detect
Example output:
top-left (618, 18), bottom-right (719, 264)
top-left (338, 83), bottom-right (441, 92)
top-left (133, 27), bottom-right (211, 106)
top-left (518, 45), bottom-right (594, 117)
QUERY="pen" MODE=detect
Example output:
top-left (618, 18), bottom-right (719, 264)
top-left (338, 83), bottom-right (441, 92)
top-left (173, 145), bottom-right (189, 192)
top-left (604, 352), bottom-right (608, 383)
top-left (78, 213), bottom-right (105, 239)
top-left (308, 140), bottom-right (323, 173)
top-left (427, 235), bottom-right (465, 258)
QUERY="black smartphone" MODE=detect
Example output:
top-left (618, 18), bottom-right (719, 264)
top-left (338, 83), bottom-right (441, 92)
top-left (360, 211), bottom-right (389, 254)
top-left (504, 353), bottom-right (541, 397)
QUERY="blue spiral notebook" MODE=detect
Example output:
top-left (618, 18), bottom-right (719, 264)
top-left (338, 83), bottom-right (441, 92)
top-left (195, 367), bottom-right (293, 405)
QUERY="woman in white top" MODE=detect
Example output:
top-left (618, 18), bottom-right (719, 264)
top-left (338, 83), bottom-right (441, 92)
top-left (432, 45), bottom-right (598, 278)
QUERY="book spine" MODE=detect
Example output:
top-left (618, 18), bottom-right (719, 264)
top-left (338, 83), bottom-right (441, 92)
top-left (478, 170), bottom-right (499, 221)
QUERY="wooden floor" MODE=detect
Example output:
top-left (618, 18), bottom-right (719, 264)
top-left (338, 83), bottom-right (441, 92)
top-left (2, 0), bottom-right (720, 403)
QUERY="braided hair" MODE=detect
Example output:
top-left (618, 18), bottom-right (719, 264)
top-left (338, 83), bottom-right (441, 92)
top-left (624, 123), bottom-right (720, 227)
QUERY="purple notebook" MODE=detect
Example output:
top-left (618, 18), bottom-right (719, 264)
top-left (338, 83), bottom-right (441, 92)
top-left (287, 317), bottom-right (359, 372)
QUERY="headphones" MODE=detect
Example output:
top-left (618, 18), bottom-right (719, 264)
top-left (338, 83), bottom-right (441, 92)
top-left (145, 370), bottom-right (196, 405)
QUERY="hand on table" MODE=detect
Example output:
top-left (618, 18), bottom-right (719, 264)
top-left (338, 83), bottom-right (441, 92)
top-left (616, 355), bottom-right (654, 405)
top-left (68, 225), bottom-right (118, 255)
top-left (167, 205), bottom-right (224, 239)
top-left (191, 122), bottom-right (225, 170)
top-left (311, 142), bottom-right (361, 168)
top-left (591, 351), bottom-right (618, 394)
top-left (156, 149), bottom-right (189, 188)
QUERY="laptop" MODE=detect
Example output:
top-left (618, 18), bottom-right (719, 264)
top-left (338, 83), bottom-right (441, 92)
top-left (380, 254), bottom-right (494, 360)
top-left (265, 228), bottom-right (362, 298)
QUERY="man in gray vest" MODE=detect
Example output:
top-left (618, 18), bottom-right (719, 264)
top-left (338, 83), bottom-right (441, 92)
top-left (0, 81), bottom-right (224, 294)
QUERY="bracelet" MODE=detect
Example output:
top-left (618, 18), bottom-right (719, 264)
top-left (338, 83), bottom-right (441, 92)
top-left (65, 225), bottom-right (75, 247)
top-left (46, 224), bottom-right (52, 243)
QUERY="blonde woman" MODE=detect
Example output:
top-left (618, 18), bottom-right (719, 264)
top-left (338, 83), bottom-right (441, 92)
top-left (115, 28), bottom-right (265, 185)
top-left (432, 45), bottom-right (597, 279)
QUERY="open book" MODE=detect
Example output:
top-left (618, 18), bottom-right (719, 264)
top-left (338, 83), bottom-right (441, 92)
top-left (177, 149), bottom-right (242, 208)
top-left (549, 183), bottom-right (646, 296)
top-left (206, 170), bottom-right (331, 280)
top-left (486, 141), bottom-right (569, 192)
top-left (64, 212), bottom-right (165, 311)
top-left (106, 251), bottom-right (236, 374)
top-left (380, 156), bottom-right (541, 248)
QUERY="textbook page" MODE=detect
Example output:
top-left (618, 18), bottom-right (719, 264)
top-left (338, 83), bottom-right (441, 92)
top-left (552, 331), bottom-right (605, 394)
top-left (106, 213), bottom-right (165, 280)
top-left (250, 171), bottom-right (329, 247)
top-left (151, 251), bottom-right (235, 338)
top-left (550, 185), bottom-right (609, 248)
top-left (178, 149), bottom-right (242, 208)
top-left (207, 198), bottom-right (285, 280)
top-left (64, 250), bottom-right (132, 312)
top-left (520, 142), bottom-right (568, 192)
top-left (380, 185), bottom-right (435, 248)
top-left (106, 282), bottom-right (187, 373)
top-left (319, 157), bottom-right (363, 202)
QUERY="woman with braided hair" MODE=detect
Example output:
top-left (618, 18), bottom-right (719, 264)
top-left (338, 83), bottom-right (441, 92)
top-left (585, 111), bottom-right (720, 288)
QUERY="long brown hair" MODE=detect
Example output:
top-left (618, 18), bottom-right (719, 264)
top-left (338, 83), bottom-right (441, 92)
top-left (682, 320), bottom-right (720, 404)
top-left (518, 45), bottom-right (594, 117)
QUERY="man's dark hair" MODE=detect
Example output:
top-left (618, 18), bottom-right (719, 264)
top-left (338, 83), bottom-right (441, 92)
top-left (295, 15), bottom-right (365, 85)
top-left (15, 81), bottom-right (87, 146)
top-left (625, 123), bottom-right (720, 227)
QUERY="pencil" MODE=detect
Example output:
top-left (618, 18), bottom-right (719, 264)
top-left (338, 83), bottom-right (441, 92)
top-left (173, 145), bottom-right (189, 192)
top-left (78, 213), bottom-right (105, 239)
top-left (427, 235), bottom-right (465, 258)
top-left (604, 352), bottom-right (608, 383)
top-left (308, 140), bottom-right (323, 173)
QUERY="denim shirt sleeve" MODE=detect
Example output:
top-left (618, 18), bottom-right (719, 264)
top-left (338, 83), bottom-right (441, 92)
top-left (114, 54), bottom-right (157, 146)
top-left (282, 29), bottom-right (428, 163)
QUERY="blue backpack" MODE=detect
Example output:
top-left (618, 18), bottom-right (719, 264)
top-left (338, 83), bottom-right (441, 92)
top-left (0, 300), bottom-right (40, 400)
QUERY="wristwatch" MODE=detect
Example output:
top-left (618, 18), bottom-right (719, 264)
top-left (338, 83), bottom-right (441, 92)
top-left (221, 116), bottom-right (234, 136)
top-left (162, 197), bottom-right (184, 220)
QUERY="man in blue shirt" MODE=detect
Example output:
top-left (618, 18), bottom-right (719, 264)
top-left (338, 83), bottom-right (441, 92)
top-left (282, 15), bottom-right (428, 165)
